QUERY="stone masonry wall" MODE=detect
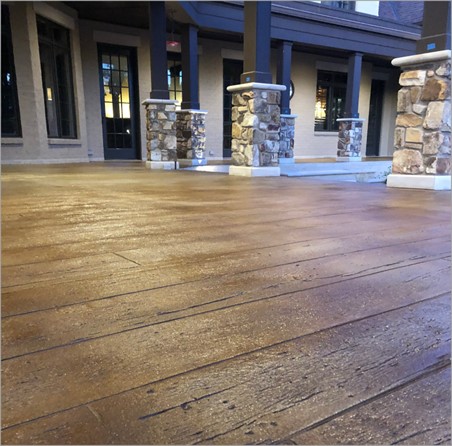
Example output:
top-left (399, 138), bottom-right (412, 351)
top-left (230, 88), bottom-right (281, 167)
top-left (143, 100), bottom-right (177, 162)
top-left (337, 119), bottom-right (364, 158)
top-left (279, 115), bottom-right (295, 159)
top-left (176, 111), bottom-right (206, 160)
top-left (393, 58), bottom-right (451, 175)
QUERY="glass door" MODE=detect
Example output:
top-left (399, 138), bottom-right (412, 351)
top-left (98, 44), bottom-right (139, 160)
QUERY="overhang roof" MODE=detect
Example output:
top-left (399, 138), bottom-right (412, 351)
top-left (65, 0), bottom-right (421, 61)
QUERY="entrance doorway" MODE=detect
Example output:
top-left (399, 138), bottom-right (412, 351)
top-left (366, 79), bottom-right (385, 157)
top-left (223, 59), bottom-right (243, 158)
top-left (98, 44), bottom-right (140, 160)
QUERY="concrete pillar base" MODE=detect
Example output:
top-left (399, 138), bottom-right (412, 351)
top-left (337, 156), bottom-right (362, 162)
top-left (278, 158), bottom-right (295, 164)
top-left (229, 165), bottom-right (281, 177)
top-left (387, 173), bottom-right (451, 190)
top-left (178, 158), bottom-right (207, 167)
top-left (145, 161), bottom-right (179, 170)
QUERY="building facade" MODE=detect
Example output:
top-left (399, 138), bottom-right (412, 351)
top-left (1, 1), bottom-right (423, 164)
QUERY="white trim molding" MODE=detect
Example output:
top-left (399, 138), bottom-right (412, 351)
top-left (392, 50), bottom-right (451, 67)
top-left (227, 83), bottom-right (286, 92)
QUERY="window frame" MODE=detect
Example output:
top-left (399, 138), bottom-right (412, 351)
top-left (167, 52), bottom-right (182, 105)
top-left (2, 5), bottom-right (22, 138)
top-left (37, 15), bottom-right (77, 139)
top-left (314, 70), bottom-right (347, 133)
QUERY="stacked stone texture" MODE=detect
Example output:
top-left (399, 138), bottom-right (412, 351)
top-left (176, 111), bottom-right (206, 160)
top-left (337, 120), bottom-right (363, 157)
top-left (144, 102), bottom-right (177, 162)
top-left (393, 59), bottom-right (451, 175)
top-left (230, 89), bottom-right (281, 167)
top-left (279, 115), bottom-right (295, 159)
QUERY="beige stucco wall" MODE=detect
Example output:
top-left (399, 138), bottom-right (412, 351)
top-left (380, 70), bottom-right (399, 156)
top-left (1, 1), bottom-right (89, 164)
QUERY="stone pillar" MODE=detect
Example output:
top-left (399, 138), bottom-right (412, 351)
top-left (226, 83), bottom-right (286, 177)
top-left (142, 99), bottom-right (179, 170)
top-left (337, 118), bottom-right (365, 161)
top-left (387, 50), bottom-right (451, 190)
top-left (337, 53), bottom-right (364, 162)
top-left (176, 110), bottom-right (207, 166)
top-left (279, 114), bottom-right (297, 164)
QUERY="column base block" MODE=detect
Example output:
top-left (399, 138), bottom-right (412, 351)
top-left (387, 174), bottom-right (451, 190)
top-left (337, 156), bottom-right (362, 162)
top-left (178, 158), bottom-right (207, 167)
top-left (229, 165), bottom-right (281, 177)
top-left (278, 158), bottom-right (295, 164)
top-left (145, 161), bottom-right (179, 170)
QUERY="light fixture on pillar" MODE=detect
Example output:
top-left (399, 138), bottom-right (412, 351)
top-left (166, 8), bottom-right (179, 49)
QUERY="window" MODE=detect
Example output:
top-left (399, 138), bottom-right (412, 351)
top-left (37, 16), bottom-right (76, 138)
top-left (321, 1), bottom-right (355, 10)
top-left (2, 5), bottom-right (22, 137)
top-left (167, 52), bottom-right (182, 104)
top-left (314, 71), bottom-right (347, 132)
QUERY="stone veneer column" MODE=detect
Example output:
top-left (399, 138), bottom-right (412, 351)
top-left (387, 50), bottom-right (451, 190)
top-left (336, 118), bottom-right (365, 161)
top-left (142, 99), bottom-right (179, 170)
top-left (176, 110), bottom-right (208, 167)
top-left (279, 114), bottom-right (297, 164)
top-left (226, 82), bottom-right (286, 177)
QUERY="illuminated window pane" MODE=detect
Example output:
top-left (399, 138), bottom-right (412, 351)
top-left (121, 103), bottom-right (130, 119)
top-left (104, 102), bottom-right (114, 118)
top-left (121, 88), bottom-right (129, 102)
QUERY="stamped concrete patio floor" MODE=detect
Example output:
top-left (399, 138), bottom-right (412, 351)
top-left (2, 162), bottom-right (451, 445)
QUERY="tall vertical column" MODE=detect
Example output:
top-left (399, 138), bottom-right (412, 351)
top-left (241, 1), bottom-right (272, 84)
top-left (177, 24), bottom-right (207, 167)
top-left (337, 52), bottom-right (364, 162)
top-left (277, 41), bottom-right (297, 164)
top-left (144, 1), bottom-right (178, 170)
top-left (149, 1), bottom-right (169, 100)
top-left (228, 1), bottom-right (286, 177)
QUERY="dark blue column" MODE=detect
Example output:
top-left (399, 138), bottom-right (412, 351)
top-left (416, 1), bottom-right (450, 53)
top-left (181, 24), bottom-right (200, 110)
top-left (240, 1), bottom-right (272, 84)
top-left (276, 41), bottom-right (292, 114)
top-left (345, 52), bottom-right (362, 118)
top-left (149, 1), bottom-right (169, 99)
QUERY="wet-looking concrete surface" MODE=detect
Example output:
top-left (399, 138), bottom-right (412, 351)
top-left (2, 162), bottom-right (450, 445)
